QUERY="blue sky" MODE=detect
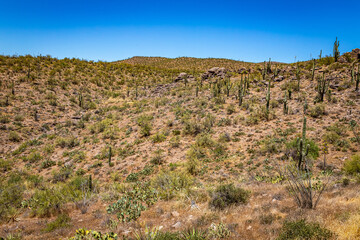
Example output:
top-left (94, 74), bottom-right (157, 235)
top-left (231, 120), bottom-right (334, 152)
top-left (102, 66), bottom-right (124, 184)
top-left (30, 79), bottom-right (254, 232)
top-left (0, 0), bottom-right (359, 63)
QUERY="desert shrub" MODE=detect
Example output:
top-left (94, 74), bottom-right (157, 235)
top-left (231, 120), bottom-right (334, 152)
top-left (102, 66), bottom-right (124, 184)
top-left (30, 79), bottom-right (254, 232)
top-left (52, 167), bottom-right (72, 183)
top-left (187, 134), bottom-right (227, 163)
top-left (152, 171), bottom-right (193, 200)
top-left (309, 103), bottom-right (326, 118)
top-left (276, 219), bottom-right (333, 240)
top-left (209, 183), bottom-right (250, 210)
top-left (281, 80), bottom-right (299, 92)
top-left (343, 154), bottom-right (360, 175)
top-left (226, 104), bottom-right (236, 115)
top-left (0, 114), bottom-right (10, 124)
top-left (150, 149), bottom-right (165, 165)
top-left (286, 138), bottom-right (319, 161)
top-left (24, 151), bottom-right (42, 163)
top-left (208, 222), bottom-right (232, 239)
top-left (14, 114), bottom-right (24, 122)
top-left (0, 177), bottom-right (25, 222)
top-left (246, 105), bottom-right (275, 125)
top-left (9, 131), bottom-right (21, 142)
top-left (137, 114), bottom-right (153, 137)
top-left (41, 159), bottom-right (56, 169)
top-left (56, 136), bottom-right (80, 148)
top-left (169, 135), bottom-right (181, 148)
top-left (126, 173), bottom-right (139, 182)
top-left (43, 213), bottom-right (71, 232)
top-left (107, 182), bottom-right (157, 222)
top-left (0, 158), bottom-right (12, 172)
top-left (186, 156), bottom-right (201, 176)
top-left (69, 228), bottom-right (118, 240)
top-left (183, 119), bottom-right (202, 136)
top-left (151, 132), bottom-right (167, 143)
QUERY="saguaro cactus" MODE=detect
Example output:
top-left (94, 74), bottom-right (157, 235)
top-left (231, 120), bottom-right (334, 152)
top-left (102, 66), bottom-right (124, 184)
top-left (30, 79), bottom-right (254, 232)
top-left (266, 78), bottom-right (271, 116)
top-left (311, 59), bottom-right (316, 81)
top-left (356, 64), bottom-right (360, 91)
top-left (298, 116), bottom-right (309, 170)
top-left (317, 72), bottom-right (329, 102)
top-left (88, 175), bottom-right (92, 192)
top-left (108, 146), bottom-right (112, 166)
top-left (283, 91), bottom-right (288, 115)
top-left (333, 37), bottom-right (340, 62)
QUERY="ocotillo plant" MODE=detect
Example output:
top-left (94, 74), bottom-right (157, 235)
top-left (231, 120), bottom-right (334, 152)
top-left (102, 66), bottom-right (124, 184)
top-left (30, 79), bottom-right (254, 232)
top-left (333, 37), bottom-right (340, 62)
top-left (283, 91), bottom-right (288, 115)
top-left (317, 72), bottom-right (329, 102)
top-left (298, 116), bottom-right (309, 170)
top-left (195, 85), bottom-right (199, 97)
top-left (311, 59), bottom-right (316, 81)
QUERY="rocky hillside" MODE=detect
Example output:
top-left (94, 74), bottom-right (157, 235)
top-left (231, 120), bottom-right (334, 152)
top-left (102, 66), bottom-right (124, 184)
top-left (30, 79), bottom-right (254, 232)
top-left (0, 52), bottom-right (359, 239)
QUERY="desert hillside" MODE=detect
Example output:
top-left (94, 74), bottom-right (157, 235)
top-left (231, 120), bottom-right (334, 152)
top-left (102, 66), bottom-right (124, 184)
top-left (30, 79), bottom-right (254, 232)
top-left (0, 51), bottom-right (360, 239)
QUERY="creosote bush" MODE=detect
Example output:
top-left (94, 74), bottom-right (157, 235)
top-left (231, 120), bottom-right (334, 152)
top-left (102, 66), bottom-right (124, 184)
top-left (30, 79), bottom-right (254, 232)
top-left (209, 183), bottom-right (250, 210)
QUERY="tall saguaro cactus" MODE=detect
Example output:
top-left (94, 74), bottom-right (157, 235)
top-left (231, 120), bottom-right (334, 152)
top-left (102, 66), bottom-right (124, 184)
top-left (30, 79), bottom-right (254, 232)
top-left (333, 37), bottom-right (340, 62)
top-left (317, 72), bottom-right (329, 102)
top-left (298, 116), bottom-right (309, 170)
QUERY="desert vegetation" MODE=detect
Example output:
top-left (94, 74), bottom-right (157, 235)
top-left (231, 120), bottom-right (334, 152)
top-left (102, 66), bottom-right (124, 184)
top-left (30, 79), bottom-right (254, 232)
top-left (0, 45), bottom-right (360, 239)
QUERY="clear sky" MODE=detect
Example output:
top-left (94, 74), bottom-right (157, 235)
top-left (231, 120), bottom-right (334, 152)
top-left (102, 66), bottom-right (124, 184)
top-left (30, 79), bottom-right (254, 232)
top-left (0, 0), bottom-right (359, 63)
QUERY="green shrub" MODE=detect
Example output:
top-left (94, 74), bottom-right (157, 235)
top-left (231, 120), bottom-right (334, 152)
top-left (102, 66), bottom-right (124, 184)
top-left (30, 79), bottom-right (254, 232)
top-left (137, 114), bottom-right (153, 137)
top-left (343, 154), bottom-right (360, 175)
top-left (309, 104), bottom-right (326, 118)
top-left (43, 213), bottom-right (71, 232)
top-left (9, 131), bottom-right (21, 142)
top-left (152, 132), bottom-right (167, 143)
top-left (286, 138), bottom-right (319, 160)
top-left (70, 228), bottom-right (118, 240)
top-left (276, 219), bottom-right (333, 240)
top-left (0, 180), bottom-right (25, 222)
top-left (209, 183), bottom-right (250, 210)
top-left (152, 171), bottom-right (193, 200)
top-left (0, 158), bottom-right (12, 172)
top-left (107, 182), bottom-right (157, 222)
top-left (56, 136), bottom-right (80, 148)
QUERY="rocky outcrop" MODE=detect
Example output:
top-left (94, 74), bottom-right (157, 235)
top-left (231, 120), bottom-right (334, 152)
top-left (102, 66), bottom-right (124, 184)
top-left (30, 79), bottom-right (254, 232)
top-left (174, 72), bottom-right (195, 82)
top-left (201, 67), bottom-right (228, 80)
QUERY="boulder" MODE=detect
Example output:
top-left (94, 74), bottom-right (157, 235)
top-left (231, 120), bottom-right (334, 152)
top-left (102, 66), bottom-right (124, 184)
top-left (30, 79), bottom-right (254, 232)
top-left (201, 67), bottom-right (228, 80)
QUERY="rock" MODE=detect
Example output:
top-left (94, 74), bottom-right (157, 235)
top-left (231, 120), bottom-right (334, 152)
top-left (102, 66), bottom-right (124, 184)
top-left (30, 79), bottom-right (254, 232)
top-left (247, 225), bottom-right (252, 230)
top-left (201, 67), bottom-right (228, 80)
top-left (274, 75), bottom-right (284, 82)
top-left (172, 221), bottom-right (182, 229)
